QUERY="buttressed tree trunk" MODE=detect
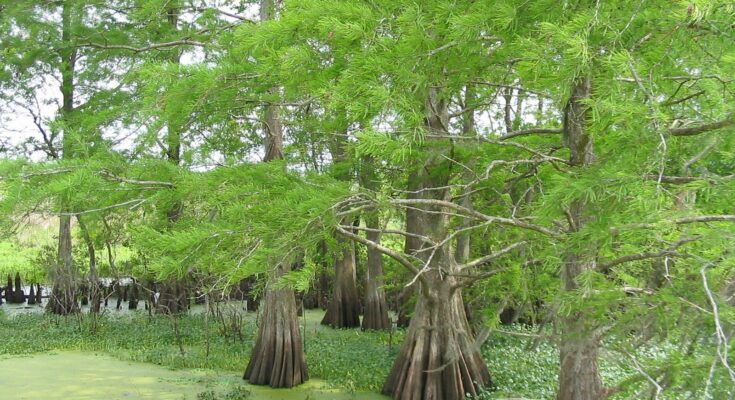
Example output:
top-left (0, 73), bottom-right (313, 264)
top-left (322, 122), bottom-right (361, 328)
top-left (47, 0), bottom-right (79, 315)
top-left (321, 238), bottom-right (361, 328)
top-left (244, 0), bottom-right (307, 388)
top-left (360, 157), bottom-right (390, 331)
top-left (244, 264), bottom-right (308, 387)
top-left (382, 88), bottom-right (490, 400)
top-left (556, 77), bottom-right (605, 400)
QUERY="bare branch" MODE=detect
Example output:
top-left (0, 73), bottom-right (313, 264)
top-left (470, 80), bottom-right (554, 99)
top-left (99, 170), bottom-right (174, 188)
top-left (618, 215), bottom-right (735, 231)
top-left (701, 263), bottom-right (735, 384)
top-left (334, 224), bottom-right (423, 281)
top-left (80, 39), bottom-right (206, 53)
top-left (500, 128), bottom-right (563, 140)
top-left (458, 241), bottom-right (526, 271)
top-left (57, 198), bottom-right (146, 216)
top-left (675, 215), bottom-right (735, 224)
top-left (389, 198), bottom-right (561, 238)
top-left (597, 236), bottom-right (700, 273)
top-left (206, 8), bottom-right (257, 22)
top-left (643, 174), bottom-right (734, 184)
top-left (684, 139), bottom-right (719, 172)
top-left (670, 114), bottom-right (735, 137)
top-left (346, 225), bottom-right (434, 245)
top-left (22, 167), bottom-right (75, 179)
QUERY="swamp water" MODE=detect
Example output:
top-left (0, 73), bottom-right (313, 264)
top-left (0, 351), bottom-right (387, 400)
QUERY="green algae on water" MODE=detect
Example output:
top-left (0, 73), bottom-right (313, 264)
top-left (0, 351), bottom-right (387, 400)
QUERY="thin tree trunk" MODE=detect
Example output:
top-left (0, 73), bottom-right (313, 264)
top-left (396, 170), bottom-right (422, 328)
top-left (152, 3), bottom-right (188, 315)
top-left (361, 215), bottom-right (391, 330)
top-left (77, 216), bottom-right (100, 313)
top-left (47, 0), bottom-right (78, 315)
top-left (556, 77), bottom-right (606, 400)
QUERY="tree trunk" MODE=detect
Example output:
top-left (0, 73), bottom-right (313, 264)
top-left (556, 77), bottom-right (606, 400)
top-left (47, 215), bottom-right (79, 314)
top-left (157, 280), bottom-right (188, 314)
top-left (360, 218), bottom-right (389, 330)
top-left (382, 87), bottom-right (491, 399)
top-left (28, 284), bottom-right (36, 305)
top-left (244, 263), bottom-right (308, 387)
top-left (77, 216), bottom-right (101, 313)
top-left (361, 221), bottom-right (391, 330)
top-left (557, 315), bottom-right (604, 400)
top-left (36, 283), bottom-right (42, 305)
top-left (383, 282), bottom-right (489, 399)
top-left (244, 0), bottom-right (307, 387)
top-left (359, 156), bottom-right (390, 330)
top-left (47, 0), bottom-right (78, 315)
top-left (322, 237), bottom-right (361, 328)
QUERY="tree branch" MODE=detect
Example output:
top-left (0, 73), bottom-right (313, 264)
top-left (99, 170), bottom-right (174, 187)
top-left (458, 241), bottom-right (526, 271)
top-left (334, 225), bottom-right (424, 283)
top-left (597, 236), bottom-right (700, 273)
top-left (57, 198), bottom-right (146, 216)
top-left (500, 128), bottom-right (563, 140)
top-left (675, 215), bottom-right (735, 224)
top-left (644, 174), bottom-right (734, 184)
top-left (670, 114), bottom-right (735, 136)
top-left (389, 198), bottom-right (561, 238)
top-left (80, 39), bottom-right (206, 53)
top-left (346, 225), bottom-right (434, 245)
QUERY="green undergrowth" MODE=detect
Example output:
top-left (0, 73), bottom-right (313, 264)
top-left (0, 309), bottom-right (700, 399)
top-left (0, 309), bottom-right (400, 393)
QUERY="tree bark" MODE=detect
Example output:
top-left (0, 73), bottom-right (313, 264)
top-left (47, 0), bottom-right (79, 315)
top-left (383, 283), bottom-right (489, 400)
top-left (244, 264), bottom-right (308, 387)
top-left (322, 237), bottom-right (361, 328)
top-left (556, 77), bottom-right (606, 400)
top-left (322, 114), bottom-right (361, 328)
top-left (48, 214), bottom-right (79, 314)
top-left (360, 157), bottom-right (390, 331)
top-left (361, 215), bottom-right (391, 330)
top-left (382, 87), bottom-right (491, 399)
top-left (244, 0), bottom-right (307, 387)
top-left (77, 216), bottom-right (101, 313)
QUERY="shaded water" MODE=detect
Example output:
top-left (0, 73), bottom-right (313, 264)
top-left (0, 351), bottom-right (387, 400)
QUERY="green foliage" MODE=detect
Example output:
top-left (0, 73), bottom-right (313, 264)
top-left (197, 386), bottom-right (252, 400)
top-left (1, 0), bottom-right (735, 398)
top-left (0, 241), bottom-right (41, 283)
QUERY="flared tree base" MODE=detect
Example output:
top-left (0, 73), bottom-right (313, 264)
top-left (244, 286), bottom-right (308, 388)
top-left (382, 287), bottom-right (490, 400)
top-left (362, 295), bottom-right (390, 331)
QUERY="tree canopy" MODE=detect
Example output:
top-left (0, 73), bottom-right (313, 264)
top-left (1, 1), bottom-right (734, 399)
